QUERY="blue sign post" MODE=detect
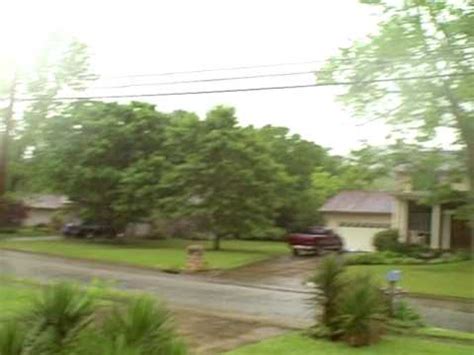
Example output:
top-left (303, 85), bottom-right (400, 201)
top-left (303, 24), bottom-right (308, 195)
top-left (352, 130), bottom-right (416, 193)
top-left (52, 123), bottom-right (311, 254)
top-left (386, 270), bottom-right (401, 316)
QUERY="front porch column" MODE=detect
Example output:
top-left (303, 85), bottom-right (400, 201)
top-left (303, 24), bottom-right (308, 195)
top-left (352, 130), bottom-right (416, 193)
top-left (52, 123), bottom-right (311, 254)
top-left (430, 204), bottom-right (441, 249)
top-left (441, 211), bottom-right (452, 250)
top-left (394, 199), bottom-right (409, 243)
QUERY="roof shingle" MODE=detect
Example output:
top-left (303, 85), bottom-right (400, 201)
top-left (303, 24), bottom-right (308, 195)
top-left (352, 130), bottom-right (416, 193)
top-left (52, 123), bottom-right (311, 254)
top-left (320, 190), bottom-right (394, 214)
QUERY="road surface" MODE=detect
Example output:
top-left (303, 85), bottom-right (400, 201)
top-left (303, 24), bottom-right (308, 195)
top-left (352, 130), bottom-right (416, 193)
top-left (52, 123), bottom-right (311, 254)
top-left (1, 250), bottom-right (472, 331)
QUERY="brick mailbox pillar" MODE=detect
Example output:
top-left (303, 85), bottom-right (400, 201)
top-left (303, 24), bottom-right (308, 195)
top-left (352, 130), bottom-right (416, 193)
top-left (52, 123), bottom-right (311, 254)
top-left (186, 244), bottom-right (205, 272)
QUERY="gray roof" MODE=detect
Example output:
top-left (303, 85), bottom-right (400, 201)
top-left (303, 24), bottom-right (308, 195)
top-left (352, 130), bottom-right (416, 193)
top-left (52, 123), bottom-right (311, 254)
top-left (23, 195), bottom-right (70, 210)
top-left (320, 190), bottom-right (394, 214)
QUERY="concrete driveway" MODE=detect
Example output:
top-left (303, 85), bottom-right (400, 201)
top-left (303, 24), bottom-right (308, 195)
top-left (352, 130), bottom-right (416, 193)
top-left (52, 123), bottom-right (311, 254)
top-left (209, 254), bottom-right (319, 291)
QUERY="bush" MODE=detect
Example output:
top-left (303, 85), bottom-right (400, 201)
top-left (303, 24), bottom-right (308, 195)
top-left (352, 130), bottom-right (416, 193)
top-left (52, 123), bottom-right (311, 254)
top-left (97, 296), bottom-right (187, 355)
top-left (0, 197), bottom-right (27, 228)
top-left (345, 253), bottom-right (388, 265)
top-left (0, 320), bottom-right (28, 355)
top-left (311, 255), bottom-right (388, 346)
top-left (338, 275), bottom-right (386, 346)
top-left (391, 301), bottom-right (424, 328)
top-left (0, 283), bottom-right (187, 355)
top-left (373, 229), bottom-right (401, 252)
top-left (311, 254), bottom-right (346, 331)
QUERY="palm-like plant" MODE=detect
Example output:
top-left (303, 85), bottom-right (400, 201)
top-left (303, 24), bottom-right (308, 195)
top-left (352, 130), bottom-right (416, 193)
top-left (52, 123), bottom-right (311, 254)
top-left (0, 285), bottom-right (186, 355)
top-left (311, 254), bottom-right (346, 331)
top-left (0, 283), bottom-right (96, 355)
top-left (99, 296), bottom-right (187, 355)
top-left (25, 282), bottom-right (95, 353)
top-left (338, 274), bottom-right (385, 346)
top-left (0, 321), bottom-right (28, 355)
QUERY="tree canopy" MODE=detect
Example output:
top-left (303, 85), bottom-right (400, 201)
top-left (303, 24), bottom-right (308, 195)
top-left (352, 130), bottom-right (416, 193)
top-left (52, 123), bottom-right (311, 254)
top-left (319, 0), bottom-right (473, 216)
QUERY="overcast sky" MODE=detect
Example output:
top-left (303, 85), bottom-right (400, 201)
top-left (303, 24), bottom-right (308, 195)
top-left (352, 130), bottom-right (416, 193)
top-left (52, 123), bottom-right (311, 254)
top-left (1, 0), bottom-right (413, 154)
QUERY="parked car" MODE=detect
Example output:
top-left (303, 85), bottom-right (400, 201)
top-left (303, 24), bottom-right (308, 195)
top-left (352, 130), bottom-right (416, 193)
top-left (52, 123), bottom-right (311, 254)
top-left (287, 226), bottom-right (343, 256)
top-left (62, 223), bottom-right (115, 238)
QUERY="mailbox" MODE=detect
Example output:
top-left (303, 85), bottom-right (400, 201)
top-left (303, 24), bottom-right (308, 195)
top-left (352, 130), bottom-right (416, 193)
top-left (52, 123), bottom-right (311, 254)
top-left (386, 270), bottom-right (401, 283)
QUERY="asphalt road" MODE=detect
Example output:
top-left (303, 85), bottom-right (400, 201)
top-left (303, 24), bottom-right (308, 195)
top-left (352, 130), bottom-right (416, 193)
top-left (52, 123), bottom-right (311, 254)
top-left (1, 250), bottom-right (472, 331)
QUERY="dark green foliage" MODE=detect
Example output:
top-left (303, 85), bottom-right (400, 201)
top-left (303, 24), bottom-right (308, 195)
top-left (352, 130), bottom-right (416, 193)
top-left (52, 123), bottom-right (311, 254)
top-left (320, 0), bottom-right (474, 215)
top-left (97, 297), bottom-right (187, 355)
top-left (25, 283), bottom-right (95, 354)
top-left (346, 250), bottom-right (470, 265)
top-left (30, 102), bottom-right (344, 241)
top-left (373, 229), bottom-right (401, 252)
top-left (311, 254), bottom-right (346, 331)
top-left (0, 283), bottom-right (95, 354)
top-left (311, 255), bottom-right (388, 346)
top-left (0, 321), bottom-right (28, 355)
top-left (0, 284), bottom-right (187, 355)
top-left (391, 301), bottom-right (424, 328)
top-left (159, 107), bottom-right (290, 249)
top-left (337, 275), bottom-right (386, 346)
top-left (0, 197), bottom-right (27, 227)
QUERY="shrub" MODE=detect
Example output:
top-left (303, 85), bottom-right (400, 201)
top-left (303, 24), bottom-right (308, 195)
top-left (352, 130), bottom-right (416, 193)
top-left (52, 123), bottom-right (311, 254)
top-left (0, 321), bottom-right (28, 355)
top-left (373, 229), bottom-right (401, 252)
top-left (311, 254), bottom-right (346, 332)
top-left (391, 301), bottom-right (424, 328)
top-left (0, 284), bottom-right (187, 355)
top-left (0, 197), bottom-right (27, 227)
top-left (25, 282), bottom-right (96, 353)
top-left (345, 253), bottom-right (388, 265)
top-left (96, 296), bottom-right (187, 355)
top-left (338, 274), bottom-right (386, 346)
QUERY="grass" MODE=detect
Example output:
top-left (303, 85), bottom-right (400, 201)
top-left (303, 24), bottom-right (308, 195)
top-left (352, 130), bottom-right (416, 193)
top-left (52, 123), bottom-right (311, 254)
top-left (226, 333), bottom-right (474, 355)
top-left (418, 327), bottom-right (474, 342)
top-left (0, 279), bottom-right (39, 319)
top-left (346, 260), bottom-right (474, 299)
top-left (0, 238), bottom-right (288, 270)
top-left (0, 227), bottom-right (53, 239)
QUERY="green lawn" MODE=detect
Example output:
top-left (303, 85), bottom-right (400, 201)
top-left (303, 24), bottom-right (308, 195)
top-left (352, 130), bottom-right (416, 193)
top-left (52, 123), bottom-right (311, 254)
top-left (0, 279), bottom-right (39, 319)
top-left (418, 327), bottom-right (474, 342)
top-left (346, 261), bottom-right (474, 299)
top-left (226, 333), bottom-right (474, 355)
top-left (0, 238), bottom-right (288, 270)
top-left (0, 227), bottom-right (53, 239)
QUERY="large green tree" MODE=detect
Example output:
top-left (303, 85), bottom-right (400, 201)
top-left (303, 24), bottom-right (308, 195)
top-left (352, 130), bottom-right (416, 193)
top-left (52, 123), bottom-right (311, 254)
top-left (319, 0), bottom-right (473, 201)
top-left (256, 126), bottom-right (331, 231)
top-left (159, 107), bottom-right (289, 250)
top-left (35, 101), bottom-right (169, 231)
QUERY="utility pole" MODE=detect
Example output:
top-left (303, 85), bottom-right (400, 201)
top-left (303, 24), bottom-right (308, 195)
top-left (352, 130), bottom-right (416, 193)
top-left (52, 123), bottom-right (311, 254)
top-left (0, 74), bottom-right (17, 197)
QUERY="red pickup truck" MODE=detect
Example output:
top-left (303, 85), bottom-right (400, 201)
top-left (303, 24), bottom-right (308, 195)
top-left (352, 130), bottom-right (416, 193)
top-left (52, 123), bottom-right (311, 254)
top-left (287, 226), bottom-right (343, 256)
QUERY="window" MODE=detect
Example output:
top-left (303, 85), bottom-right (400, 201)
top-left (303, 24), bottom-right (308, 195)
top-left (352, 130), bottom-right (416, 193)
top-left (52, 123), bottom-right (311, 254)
top-left (339, 222), bottom-right (390, 228)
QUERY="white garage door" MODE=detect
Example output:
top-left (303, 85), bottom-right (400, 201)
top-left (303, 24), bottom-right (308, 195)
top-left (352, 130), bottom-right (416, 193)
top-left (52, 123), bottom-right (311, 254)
top-left (337, 227), bottom-right (386, 252)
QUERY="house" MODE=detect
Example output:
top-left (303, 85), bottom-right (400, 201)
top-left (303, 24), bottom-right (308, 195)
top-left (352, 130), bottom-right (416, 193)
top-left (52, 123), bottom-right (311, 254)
top-left (320, 190), bottom-right (394, 251)
top-left (391, 166), bottom-right (472, 250)
top-left (22, 195), bottom-right (72, 227)
top-left (320, 170), bottom-right (472, 251)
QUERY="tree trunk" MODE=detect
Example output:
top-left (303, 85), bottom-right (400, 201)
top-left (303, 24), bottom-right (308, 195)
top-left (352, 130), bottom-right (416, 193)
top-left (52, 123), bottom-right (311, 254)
top-left (212, 234), bottom-right (221, 251)
top-left (0, 76), bottom-right (17, 197)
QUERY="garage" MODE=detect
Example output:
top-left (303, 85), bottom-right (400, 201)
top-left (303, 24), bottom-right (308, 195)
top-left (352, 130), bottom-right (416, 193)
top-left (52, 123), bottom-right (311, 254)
top-left (319, 191), bottom-right (394, 252)
top-left (336, 224), bottom-right (388, 252)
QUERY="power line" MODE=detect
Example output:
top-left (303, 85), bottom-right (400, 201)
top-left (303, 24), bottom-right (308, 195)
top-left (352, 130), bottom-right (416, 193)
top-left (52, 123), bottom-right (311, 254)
top-left (90, 70), bottom-right (318, 89)
top-left (75, 46), bottom-right (473, 81)
top-left (87, 56), bottom-right (466, 90)
top-left (12, 72), bottom-right (473, 102)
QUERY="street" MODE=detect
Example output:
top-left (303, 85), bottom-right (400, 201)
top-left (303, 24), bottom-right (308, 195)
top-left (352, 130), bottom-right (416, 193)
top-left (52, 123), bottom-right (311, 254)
top-left (1, 250), bottom-right (472, 332)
